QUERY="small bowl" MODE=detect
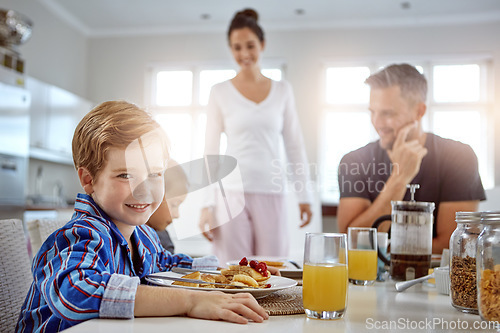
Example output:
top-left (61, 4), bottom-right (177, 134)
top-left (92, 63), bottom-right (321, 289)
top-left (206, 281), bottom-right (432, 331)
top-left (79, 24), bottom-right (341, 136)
top-left (434, 266), bottom-right (450, 295)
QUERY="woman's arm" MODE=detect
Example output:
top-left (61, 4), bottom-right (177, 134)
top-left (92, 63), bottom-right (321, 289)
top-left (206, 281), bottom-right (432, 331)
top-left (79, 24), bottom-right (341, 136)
top-left (200, 84), bottom-right (224, 239)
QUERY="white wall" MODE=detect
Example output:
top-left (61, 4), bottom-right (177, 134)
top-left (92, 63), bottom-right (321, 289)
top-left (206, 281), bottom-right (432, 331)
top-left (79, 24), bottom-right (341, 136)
top-left (88, 22), bottom-right (500, 185)
top-left (1, 0), bottom-right (88, 97)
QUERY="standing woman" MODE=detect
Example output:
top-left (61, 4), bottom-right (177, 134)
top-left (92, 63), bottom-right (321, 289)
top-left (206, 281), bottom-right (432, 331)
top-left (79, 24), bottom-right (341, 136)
top-left (199, 8), bottom-right (313, 264)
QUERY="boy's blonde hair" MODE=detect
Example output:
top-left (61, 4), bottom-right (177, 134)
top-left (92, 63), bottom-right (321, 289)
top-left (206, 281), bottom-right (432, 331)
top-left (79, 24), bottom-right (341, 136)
top-left (72, 100), bottom-right (168, 178)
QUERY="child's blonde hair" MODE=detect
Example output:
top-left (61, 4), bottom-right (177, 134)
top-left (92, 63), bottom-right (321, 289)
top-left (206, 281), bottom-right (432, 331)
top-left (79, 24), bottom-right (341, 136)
top-left (72, 100), bottom-right (168, 178)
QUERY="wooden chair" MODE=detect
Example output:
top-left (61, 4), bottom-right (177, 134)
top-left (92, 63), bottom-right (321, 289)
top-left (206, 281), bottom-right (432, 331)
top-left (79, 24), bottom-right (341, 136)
top-left (0, 219), bottom-right (33, 333)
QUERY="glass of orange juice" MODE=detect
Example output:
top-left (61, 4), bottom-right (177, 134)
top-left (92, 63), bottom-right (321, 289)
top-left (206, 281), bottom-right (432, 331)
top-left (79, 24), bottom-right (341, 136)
top-left (302, 233), bottom-right (348, 320)
top-left (347, 227), bottom-right (378, 285)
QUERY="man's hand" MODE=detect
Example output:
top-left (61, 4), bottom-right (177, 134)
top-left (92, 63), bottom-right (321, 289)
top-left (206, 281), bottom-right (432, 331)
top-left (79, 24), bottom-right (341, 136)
top-left (199, 207), bottom-right (215, 241)
top-left (299, 203), bottom-right (312, 228)
top-left (338, 122), bottom-right (427, 233)
top-left (387, 121), bottom-right (428, 184)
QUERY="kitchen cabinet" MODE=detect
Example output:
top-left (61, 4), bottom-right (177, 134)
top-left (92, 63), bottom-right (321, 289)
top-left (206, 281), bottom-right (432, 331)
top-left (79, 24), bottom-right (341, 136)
top-left (27, 77), bottom-right (49, 150)
top-left (26, 77), bottom-right (93, 164)
top-left (0, 79), bottom-right (30, 206)
top-left (46, 85), bottom-right (92, 155)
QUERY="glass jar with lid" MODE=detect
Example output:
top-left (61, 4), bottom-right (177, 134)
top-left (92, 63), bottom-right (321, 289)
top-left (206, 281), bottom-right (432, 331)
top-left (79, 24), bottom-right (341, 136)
top-left (477, 211), bottom-right (500, 323)
top-left (449, 211), bottom-right (482, 314)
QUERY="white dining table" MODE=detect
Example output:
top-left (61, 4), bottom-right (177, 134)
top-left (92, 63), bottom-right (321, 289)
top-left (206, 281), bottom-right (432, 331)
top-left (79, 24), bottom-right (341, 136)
top-left (63, 280), bottom-right (498, 333)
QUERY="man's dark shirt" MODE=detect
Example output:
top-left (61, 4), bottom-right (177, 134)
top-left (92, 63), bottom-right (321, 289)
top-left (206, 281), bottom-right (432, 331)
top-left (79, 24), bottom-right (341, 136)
top-left (338, 133), bottom-right (486, 237)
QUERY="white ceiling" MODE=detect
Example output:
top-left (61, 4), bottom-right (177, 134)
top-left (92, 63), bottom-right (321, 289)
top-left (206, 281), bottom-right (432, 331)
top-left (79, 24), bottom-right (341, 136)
top-left (39, 0), bottom-right (500, 37)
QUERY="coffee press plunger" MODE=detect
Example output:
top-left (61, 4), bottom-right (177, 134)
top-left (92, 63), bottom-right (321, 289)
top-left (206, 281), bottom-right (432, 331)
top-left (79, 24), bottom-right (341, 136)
top-left (372, 184), bottom-right (435, 281)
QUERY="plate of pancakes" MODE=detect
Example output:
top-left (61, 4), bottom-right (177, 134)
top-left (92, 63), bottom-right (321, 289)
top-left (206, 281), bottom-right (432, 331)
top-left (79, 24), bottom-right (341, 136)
top-left (146, 259), bottom-right (297, 299)
top-left (227, 256), bottom-right (303, 279)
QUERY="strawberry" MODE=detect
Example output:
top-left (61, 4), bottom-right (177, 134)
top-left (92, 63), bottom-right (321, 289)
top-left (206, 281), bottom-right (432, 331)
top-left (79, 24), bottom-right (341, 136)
top-left (249, 260), bottom-right (259, 269)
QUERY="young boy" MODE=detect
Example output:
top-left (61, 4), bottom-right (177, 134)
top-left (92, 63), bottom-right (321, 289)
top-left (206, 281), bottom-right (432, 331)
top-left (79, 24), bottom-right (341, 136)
top-left (16, 101), bottom-right (268, 332)
top-left (146, 160), bottom-right (187, 253)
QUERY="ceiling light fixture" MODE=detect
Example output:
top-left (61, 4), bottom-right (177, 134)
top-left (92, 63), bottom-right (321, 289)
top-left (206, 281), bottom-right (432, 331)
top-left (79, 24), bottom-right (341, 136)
top-left (295, 9), bottom-right (305, 16)
top-left (401, 2), bottom-right (411, 10)
top-left (200, 13), bottom-right (211, 20)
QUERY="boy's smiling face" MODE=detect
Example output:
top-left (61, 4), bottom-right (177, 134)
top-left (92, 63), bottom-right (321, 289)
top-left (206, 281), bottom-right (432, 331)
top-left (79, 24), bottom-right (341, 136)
top-left (83, 135), bottom-right (167, 237)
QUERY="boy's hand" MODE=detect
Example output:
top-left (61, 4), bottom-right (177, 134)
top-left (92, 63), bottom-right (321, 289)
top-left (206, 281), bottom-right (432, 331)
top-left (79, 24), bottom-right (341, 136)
top-left (187, 291), bottom-right (269, 324)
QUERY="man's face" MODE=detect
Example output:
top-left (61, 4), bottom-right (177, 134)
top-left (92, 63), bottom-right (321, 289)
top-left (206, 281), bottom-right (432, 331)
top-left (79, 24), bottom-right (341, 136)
top-left (369, 85), bottom-right (419, 150)
top-left (90, 137), bottom-right (166, 234)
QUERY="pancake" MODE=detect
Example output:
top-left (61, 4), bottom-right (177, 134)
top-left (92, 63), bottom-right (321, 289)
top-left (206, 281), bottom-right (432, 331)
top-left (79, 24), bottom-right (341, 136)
top-left (172, 271), bottom-right (200, 287)
top-left (262, 260), bottom-right (285, 267)
top-left (221, 265), bottom-right (270, 282)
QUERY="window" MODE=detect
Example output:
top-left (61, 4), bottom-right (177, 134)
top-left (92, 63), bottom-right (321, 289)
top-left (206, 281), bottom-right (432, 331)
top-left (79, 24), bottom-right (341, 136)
top-left (429, 63), bottom-right (492, 192)
top-left (433, 64), bottom-right (480, 103)
top-left (321, 60), bottom-right (493, 204)
top-left (320, 66), bottom-right (376, 203)
top-left (325, 67), bottom-right (370, 105)
top-left (147, 63), bottom-right (283, 164)
top-left (155, 71), bottom-right (193, 106)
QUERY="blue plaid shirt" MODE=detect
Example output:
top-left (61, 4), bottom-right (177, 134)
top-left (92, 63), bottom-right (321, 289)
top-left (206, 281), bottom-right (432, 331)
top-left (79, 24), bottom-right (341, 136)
top-left (16, 193), bottom-right (212, 332)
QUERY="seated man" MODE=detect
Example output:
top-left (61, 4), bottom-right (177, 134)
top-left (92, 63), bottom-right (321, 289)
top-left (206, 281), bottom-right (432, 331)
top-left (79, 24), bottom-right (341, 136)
top-left (337, 63), bottom-right (486, 254)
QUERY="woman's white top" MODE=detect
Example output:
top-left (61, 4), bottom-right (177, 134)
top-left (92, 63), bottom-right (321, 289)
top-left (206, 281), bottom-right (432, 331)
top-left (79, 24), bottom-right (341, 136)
top-left (204, 79), bottom-right (312, 203)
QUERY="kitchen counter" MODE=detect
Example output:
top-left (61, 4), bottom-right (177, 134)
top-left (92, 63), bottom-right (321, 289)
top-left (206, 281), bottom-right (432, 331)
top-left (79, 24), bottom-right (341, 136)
top-left (63, 280), bottom-right (497, 333)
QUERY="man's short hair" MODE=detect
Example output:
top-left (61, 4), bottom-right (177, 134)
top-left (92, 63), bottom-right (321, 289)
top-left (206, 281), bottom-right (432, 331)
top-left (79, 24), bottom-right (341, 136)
top-left (365, 63), bottom-right (428, 105)
top-left (72, 100), bottom-right (169, 178)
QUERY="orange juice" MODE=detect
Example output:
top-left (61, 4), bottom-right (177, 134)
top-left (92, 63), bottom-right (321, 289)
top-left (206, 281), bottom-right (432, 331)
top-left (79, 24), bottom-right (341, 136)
top-left (348, 249), bottom-right (377, 281)
top-left (303, 263), bottom-right (348, 312)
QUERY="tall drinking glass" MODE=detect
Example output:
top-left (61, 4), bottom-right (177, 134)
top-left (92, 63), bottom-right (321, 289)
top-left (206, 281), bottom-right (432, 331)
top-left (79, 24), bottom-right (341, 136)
top-left (302, 233), bottom-right (348, 320)
top-left (348, 227), bottom-right (378, 285)
top-left (377, 232), bottom-right (389, 281)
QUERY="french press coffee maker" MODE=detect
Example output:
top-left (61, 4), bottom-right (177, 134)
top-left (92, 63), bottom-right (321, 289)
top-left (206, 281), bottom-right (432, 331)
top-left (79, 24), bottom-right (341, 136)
top-left (372, 184), bottom-right (435, 281)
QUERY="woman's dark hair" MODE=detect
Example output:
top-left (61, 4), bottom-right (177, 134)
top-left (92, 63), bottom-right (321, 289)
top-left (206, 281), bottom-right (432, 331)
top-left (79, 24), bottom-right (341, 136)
top-left (227, 8), bottom-right (264, 43)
